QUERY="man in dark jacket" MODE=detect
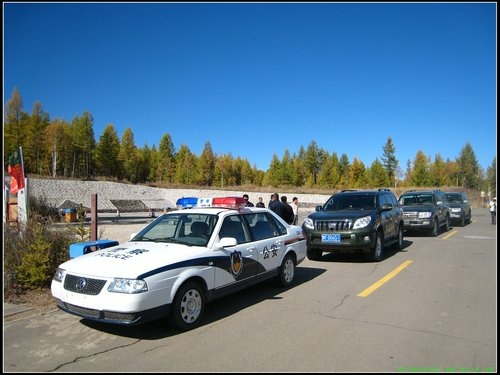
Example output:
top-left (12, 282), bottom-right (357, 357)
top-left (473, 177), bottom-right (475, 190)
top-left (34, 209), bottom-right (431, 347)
top-left (243, 194), bottom-right (254, 207)
top-left (280, 196), bottom-right (294, 225)
top-left (269, 193), bottom-right (290, 223)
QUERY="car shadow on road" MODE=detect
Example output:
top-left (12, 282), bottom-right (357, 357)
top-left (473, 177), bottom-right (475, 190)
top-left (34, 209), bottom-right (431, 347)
top-left (80, 266), bottom-right (326, 339)
top-left (314, 239), bottom-right (414, 263)
top-left (403, 229), bottom-right (454, 237)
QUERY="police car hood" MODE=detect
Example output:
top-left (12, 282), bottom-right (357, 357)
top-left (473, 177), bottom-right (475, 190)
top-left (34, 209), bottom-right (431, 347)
top-left (60, 242), bottom-right (209, 278)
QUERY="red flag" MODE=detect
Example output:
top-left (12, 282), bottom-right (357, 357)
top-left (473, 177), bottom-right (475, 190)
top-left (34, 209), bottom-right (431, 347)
top-left (8, 147), bottom-right (26, 194)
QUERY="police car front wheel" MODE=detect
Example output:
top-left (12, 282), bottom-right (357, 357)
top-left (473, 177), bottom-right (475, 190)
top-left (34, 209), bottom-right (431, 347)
top-left (168, 281), bottom-right (205, 331)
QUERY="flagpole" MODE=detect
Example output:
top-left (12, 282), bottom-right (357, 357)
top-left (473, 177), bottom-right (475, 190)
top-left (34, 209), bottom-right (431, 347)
top-left (17, 146), bottom-right (29, 228)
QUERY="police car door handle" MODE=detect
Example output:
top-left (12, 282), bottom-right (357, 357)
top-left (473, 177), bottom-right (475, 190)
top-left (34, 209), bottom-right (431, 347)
top-left (275, 240), bottom-right (284, 246)
top-left (247, 246), bottom-right (257, 253)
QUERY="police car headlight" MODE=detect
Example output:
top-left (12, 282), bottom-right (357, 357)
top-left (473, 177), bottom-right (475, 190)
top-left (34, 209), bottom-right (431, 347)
top-left (304, 218), bottom-right (315, 230)
top-left (53, 268), bottom-right (66, 282)
top-left (418, 212), bottom-right (432, 218)
top-left (353, 215), bottom-right (371, 229)
top-left (108, 278), bottom-right (148, 294)
top-left (451, 208), bottom-right (462, 213)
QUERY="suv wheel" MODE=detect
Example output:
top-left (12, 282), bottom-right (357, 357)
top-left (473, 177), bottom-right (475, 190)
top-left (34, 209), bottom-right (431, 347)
top-left (430, 218), bottom-right (439, 237)
top-left (307, 248), bottom-right (322, 261)
top-left (466, 212), bottom-right (472, 224)
top-left (370, 231), bottom-right (383, 262)
top-left (393, 224), bottom-right (404, 251)
top-left (443, 215), bottom-right (450, 232)
top-left (460, 214), bottom-right (465, 227)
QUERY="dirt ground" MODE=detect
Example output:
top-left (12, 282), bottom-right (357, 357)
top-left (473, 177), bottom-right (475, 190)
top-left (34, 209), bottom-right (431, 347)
top-left (97, 222), bottom-right (149, 243)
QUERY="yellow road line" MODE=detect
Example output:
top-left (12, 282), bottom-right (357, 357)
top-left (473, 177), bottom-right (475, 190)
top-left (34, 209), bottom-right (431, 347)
top-left (443, 230), bottom-right (458, 240)
top-left (357, 260), bottom-right (413, 297)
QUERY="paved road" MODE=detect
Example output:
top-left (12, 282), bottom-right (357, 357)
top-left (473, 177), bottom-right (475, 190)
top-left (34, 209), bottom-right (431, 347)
top-left (3, 208), bottom-right (496, 372)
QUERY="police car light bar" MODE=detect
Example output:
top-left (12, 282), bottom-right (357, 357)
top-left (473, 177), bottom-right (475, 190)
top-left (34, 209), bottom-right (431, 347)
top-left (197, 197), bottom-right (212, 207)
top-left (174, 196), bottom-right (247, 209)
top-left (211, 196), bottom-right (247, 208)
top-left (176, 197), bottom-right (199, 209)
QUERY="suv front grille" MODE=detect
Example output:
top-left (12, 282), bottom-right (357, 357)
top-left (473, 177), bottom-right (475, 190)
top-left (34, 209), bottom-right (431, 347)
top-left (403, 211), bottom-right (419, 218)
top-left (315, 219), bottom-right (352, 231)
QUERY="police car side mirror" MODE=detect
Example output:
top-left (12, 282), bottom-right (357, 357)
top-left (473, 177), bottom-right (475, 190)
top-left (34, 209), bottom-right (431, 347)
top-left (315, 205), bottom-right (322, 211)
top-left (130, 233), bottom-right (137, 241)
top-left (219, 237), bottom-right (238, 248)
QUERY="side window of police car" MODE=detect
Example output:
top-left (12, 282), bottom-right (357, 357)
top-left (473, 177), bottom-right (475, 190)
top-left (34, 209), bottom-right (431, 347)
top-left (250, 220), bottom-right (274, 240)
top-left (269, 213), bottom-right (287, 236)
top-left (219, 216), bottom-right (248, 244)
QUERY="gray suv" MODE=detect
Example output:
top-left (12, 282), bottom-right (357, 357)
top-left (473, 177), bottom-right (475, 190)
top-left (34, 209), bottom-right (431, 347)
top-left (398, 190), bottom-right (450, 236)
top-left (302, 189), bottom-right (404, 262)
top-left (444, 191), bottom-right (472, 226)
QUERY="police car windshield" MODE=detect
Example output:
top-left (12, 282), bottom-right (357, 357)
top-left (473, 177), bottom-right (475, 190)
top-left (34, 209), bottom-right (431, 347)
top-left (131, 212), bottom-right (218, 246)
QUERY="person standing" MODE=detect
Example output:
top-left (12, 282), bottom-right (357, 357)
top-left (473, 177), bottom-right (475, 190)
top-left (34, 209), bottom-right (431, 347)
top-left (243, 194), bottom-right (254, 207)
top-left (489, 197), bottom-right (496, 224)
top-left (291, 197), bottom-right (299, 225)
top-left (269, 193), bottom-right (289, 222)
top-left (280, 196), bottom-right (294, 225)
top-left (255, 197), bottom-right (265, 208)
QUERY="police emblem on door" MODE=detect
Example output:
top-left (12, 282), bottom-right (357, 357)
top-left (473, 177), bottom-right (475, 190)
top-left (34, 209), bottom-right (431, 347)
top-left (230, 251), bottom-right (243, 277)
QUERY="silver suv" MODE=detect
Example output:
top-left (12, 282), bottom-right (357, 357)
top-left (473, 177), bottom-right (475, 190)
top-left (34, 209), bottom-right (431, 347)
top-left (398, 190), bottom-right (450, 236)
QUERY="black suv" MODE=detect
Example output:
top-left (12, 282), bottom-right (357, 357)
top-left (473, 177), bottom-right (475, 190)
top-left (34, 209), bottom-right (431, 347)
top-left (398, 190), bottom-right (450, 236)
top-left (302, 189), bottom-right (404, 262)
top-left (444, 191), bottom-right (472, 226)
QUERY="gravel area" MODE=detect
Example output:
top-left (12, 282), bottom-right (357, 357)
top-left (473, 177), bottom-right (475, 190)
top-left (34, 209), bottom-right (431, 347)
top-left (28, 178), bottom-right (331, 213)
top-left (26, 178), bottom-right (332, 243)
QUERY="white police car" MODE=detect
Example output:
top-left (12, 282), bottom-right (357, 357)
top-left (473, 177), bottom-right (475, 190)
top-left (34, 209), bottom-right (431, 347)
top-left (51, 197), bottom-right (307, 331)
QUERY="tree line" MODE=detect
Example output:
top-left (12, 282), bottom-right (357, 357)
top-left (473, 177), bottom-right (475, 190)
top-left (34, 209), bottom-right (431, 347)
top-left (3, 87), bottom-right (497, 196)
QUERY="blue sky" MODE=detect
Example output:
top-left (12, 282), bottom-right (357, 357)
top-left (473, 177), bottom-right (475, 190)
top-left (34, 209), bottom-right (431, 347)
top-left (3, 2), bottom-right (497, 174)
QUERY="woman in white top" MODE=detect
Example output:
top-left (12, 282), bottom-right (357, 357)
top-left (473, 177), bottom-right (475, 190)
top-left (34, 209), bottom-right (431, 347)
top-left (489, 197), bottom-right (496, 224)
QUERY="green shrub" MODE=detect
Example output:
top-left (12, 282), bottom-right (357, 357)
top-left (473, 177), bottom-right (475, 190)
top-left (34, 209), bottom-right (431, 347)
top-left (3, 212), bottom-right (73, 295)
top-left (72, 206), bottom-right (90, 241)
top-left (16, 223), bottom-right (52, 289)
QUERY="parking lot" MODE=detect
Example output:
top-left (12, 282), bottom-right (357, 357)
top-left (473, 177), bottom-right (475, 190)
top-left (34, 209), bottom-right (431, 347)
top-left (3, 208), bottom-right (496, 372)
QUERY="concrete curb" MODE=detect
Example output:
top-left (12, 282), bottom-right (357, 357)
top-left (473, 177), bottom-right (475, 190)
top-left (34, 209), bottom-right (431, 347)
top-left (4, 302), bottom-right (34, 318)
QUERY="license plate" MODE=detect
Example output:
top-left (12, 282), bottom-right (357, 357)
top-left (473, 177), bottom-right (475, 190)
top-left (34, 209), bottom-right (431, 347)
top-left (321, 233), bottom-right (341, 243)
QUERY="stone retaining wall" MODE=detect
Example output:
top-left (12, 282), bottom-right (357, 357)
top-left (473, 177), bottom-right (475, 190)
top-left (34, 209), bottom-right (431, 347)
top-left (27, 178), bottom-right (331, 213)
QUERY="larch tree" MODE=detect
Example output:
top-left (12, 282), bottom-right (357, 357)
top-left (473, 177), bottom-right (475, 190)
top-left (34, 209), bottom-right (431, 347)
top-left (95, 124), bottom-right (121, 178)
top-left (456, 142), bottom-right (480, 189)
top-left (381, 136), bottom-right (399, 188)
top-left (119, 128), bottom-right (139, 183)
